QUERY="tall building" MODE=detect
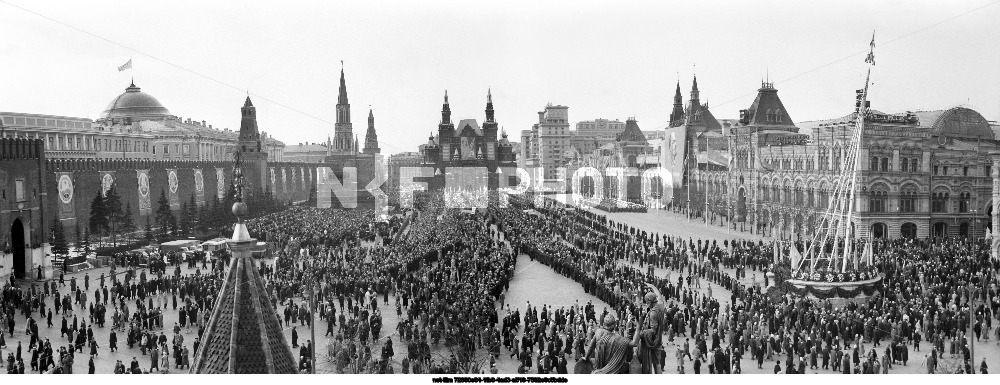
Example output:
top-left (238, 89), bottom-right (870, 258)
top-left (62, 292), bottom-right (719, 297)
top-left (536, 104), bottom-right (570, 183)
top-left (575, 118), bottom-right (626, 138)
top-left (566, 118), bottom-right (625, 164)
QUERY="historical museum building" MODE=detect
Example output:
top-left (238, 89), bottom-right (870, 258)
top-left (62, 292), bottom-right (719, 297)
top-left (419, 90), bottom-right (517, 207)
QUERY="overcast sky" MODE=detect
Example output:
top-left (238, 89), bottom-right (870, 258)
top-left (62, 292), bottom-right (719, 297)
top-left (2, 0), bottom-right (998, 155)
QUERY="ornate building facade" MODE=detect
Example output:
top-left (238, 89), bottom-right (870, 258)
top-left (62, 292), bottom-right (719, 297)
top-left (0, 82), bottom-right (285, 161)
top-left (419, 90), bottom-right (517, 207)
top-left (721, 83), bottom-right (1000, 240)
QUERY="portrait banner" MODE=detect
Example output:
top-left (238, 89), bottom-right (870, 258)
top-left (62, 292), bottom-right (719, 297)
top-left (55, 172), bottom-right (76, 220)
top-left (194, 168), bottom-right (205, 207)
top-left (136, 170), bottom-right (151, 216)
top-left (282, 168), bottom-right (288, 195)
top-left (300, 167), bottom-right (306, 191)
top-left (167, 168), bottom-right (180, 210)
top-left (99, 171), bottom-right (116, 197)
top-left (216, 168), bottom-right (226, 200)
top-left (270, 168), bottom-right (277, 196)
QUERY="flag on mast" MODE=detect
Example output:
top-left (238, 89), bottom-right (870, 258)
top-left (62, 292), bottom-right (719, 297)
top-left (790, 245), bottom-right (803, 270)
top-left (865, 33), bottom-right (875, 65)
top-left (118, 58), bottom-right (133, 72)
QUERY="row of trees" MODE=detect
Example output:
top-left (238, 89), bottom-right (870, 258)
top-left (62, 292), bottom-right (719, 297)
top-left (49, 182), bottom-right (290, 259)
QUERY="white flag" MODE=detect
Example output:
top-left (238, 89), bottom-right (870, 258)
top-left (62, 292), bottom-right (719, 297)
top-left (118, 59), bottom-right (132, 72)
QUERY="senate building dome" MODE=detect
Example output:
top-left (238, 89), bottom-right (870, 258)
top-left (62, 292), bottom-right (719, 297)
top-left (100, 82), bottom-right (173, 121)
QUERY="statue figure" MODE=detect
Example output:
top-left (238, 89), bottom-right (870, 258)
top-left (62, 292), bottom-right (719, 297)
top-left (635, 291), bottom-right (666, 373)
top-left (586, 314), bottom-right (635, 374)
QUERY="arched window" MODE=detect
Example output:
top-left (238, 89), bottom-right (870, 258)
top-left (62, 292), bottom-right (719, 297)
top-left (807, 188), bottom-right (815, 207)
top-left (959, 192), bottom-right (971, 213)
top-left (899, 186), bottom-right (917, 213)
top-left (868, 188), bottom-right (887, 213)
top-left (932, 192), bottom-right (949, 213)
top-left (776, 109), bottom-right (782, 122)
top-left (910, 158), bottom-right (918, 173)
top-left (871, 156), bottom-right (879, 171)
top-left (881, 157), bottom-right (889, 171)
top-left (901, 157), bottom-right (909, 172)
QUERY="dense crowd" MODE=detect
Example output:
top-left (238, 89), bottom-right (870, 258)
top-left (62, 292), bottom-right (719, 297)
top-left (500, 194), bottom-right (1000, 374)
top-left (3, 192), bottom-right (1000, 374)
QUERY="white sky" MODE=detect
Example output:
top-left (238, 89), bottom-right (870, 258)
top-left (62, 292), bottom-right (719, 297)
top-left (2, 0), bottom-right (999, 155)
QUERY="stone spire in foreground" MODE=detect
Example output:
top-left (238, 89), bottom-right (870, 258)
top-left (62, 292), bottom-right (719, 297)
top-left (190, 113), bottom-right (297, 374)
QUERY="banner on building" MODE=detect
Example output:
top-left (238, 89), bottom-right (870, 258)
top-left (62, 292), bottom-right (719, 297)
top-left (282, 168), bottom-right (288, 195)
top-left (216, 168), bottom-right (226, 200)
top-left (193, 169), bottom-right (205, 207)
top-left (99, 171), bottom-right (116, 197)
top-left (167, 169), bottom-right (180, 210)
top-left (56, 172), bottom-right (76, 220)
top-left (136, 170), bottom-right (151, 216)
top-left (300, 167), bottom-right (306, 191)
top-left (270, 168), bottom-right (277, 196)
top-left (660, 126), bottom-right (688, 193)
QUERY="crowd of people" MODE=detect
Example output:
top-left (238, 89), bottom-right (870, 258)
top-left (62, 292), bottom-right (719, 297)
top-left (3, 191), bottom-right (1000, 374)
top-left (2, 243), bottom-right (231, 373)
top-left (499, 194), bottom-right (1000, 374)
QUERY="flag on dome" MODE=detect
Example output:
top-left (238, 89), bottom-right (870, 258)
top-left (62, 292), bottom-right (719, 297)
top-left (118, 58), bottom-right (132, 72)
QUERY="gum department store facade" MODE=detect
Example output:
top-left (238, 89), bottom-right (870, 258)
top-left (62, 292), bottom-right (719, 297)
top-left (690, 81), bottom-right (1000, 241)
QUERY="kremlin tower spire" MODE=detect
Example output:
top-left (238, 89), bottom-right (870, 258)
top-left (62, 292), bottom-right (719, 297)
top-left (334, 63), bottom-right (354, 153)
top-left (441, 90), bottom-right (452, 124)
top-left (236, 96), bottom-right (267, 198)
top-left (485, 88), bottom-right (495, 123)
top-left (238, 96), bottom-right (261, 152)
top-left (363, 108), bottom-right (380, 154)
